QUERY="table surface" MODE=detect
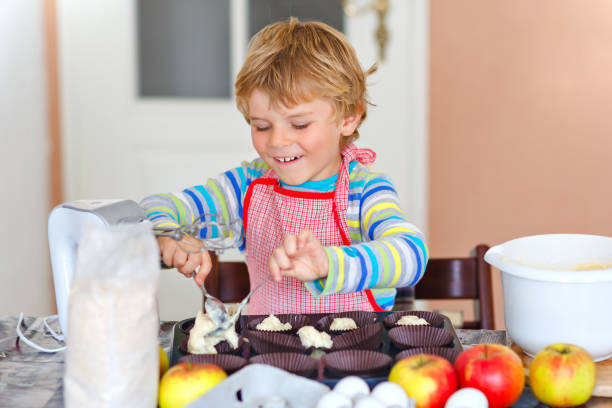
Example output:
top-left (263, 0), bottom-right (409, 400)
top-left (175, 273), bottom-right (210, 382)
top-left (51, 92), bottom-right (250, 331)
top-left (0, 315), bottom-right (608, 408)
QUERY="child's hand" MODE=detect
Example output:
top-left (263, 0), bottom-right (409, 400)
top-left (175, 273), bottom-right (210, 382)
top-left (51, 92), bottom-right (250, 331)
top-left (268, 229), bottom-right (329, 283)
top-left (158, 236), bottom-right (212, 285)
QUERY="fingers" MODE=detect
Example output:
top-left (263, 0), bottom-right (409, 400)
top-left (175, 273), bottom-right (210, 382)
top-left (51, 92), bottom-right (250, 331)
top-left (173, 248), bottom-right (188, 272)
top-left (180, 251), bottom-right (201, 279)
top-left (194, 252), bottom-right (212, 286)
top-left (269, 256), bottom-right (282, 283)
top-left (269, 245), bottom-right (293, 283)
top-left (297, 229), bottom-right (313, 249)
top-left (158, 236), bottom-right (210, 280)
top-left (268, 230), bottom-right (328, 282)
top-left (269, 233), bottom-right (315, 282)
top-left (283, 234), bottom-right (298, 256)
top-left (159, 237), bottom-right (177, 269)
top-left (269, 256), bottom-right (300, 282)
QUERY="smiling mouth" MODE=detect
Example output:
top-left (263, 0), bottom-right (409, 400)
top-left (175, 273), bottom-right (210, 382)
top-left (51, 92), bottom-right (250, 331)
top-left (275, 156), bottom-right (303, 163)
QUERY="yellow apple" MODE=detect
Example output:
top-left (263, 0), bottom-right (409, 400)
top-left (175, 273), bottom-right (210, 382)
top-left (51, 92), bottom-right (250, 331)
top-left (389, 354), bottom-right (457, 408)
top-left (529, 343), bottom-right (595, 407)
top-left (159, 346), bottom-right (169, 379)
top-left (158, 362), bottom-right (227, 408)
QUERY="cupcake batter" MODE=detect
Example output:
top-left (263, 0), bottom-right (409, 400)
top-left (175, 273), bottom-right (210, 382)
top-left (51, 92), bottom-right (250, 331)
top-left (187, 311), bottom-right (239, 354)
top-left (297, 326), bottom-right (333, 349)
top-left (329, 317), bottom-right (358, 331)
top-left (256, 314), bottom-right (292, 331)
top-left (397, 315), bottom-right (429, 326)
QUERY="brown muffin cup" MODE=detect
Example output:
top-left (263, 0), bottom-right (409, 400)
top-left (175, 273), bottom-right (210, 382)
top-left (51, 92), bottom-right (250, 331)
top-left (383, 311), bottom-right (445, 329)
top-left (178, 354), bottom-right (247, 374)
top-left (322, 350), bottom-right (392, 376)
top-left (316, 312), bottom-right (379, 333)
top-left (179, 335), bottom-right (243, 355)
top-left (395, 347), bottom-right (461, 364)
top-left (331, 323), bottom-right (383, 351)
top-left (388, 326), bottom-right (454, 349)
top-left (248, 352), bottom-right (318, 377)
top-left (244, 329), bottom-right (306, 354)
top-left (246, 314), bottom-right (308, 334)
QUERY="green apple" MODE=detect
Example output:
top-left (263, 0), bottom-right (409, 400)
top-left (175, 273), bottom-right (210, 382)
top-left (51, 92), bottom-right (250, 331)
top-left (158, 362), bottom-right (227, 408)
top-left (529, 343), bottom-right (595, 407)
top-left (389, 353), bottom-right (458, 408)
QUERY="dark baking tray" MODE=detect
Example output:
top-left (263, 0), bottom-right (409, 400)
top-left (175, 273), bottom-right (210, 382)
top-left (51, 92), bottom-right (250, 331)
top-left (169, 311), bottom-right (463, 388)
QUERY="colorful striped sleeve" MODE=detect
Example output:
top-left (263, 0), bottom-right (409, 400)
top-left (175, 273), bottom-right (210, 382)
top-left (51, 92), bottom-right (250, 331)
top-left (139, 159), bottom-right (268, 252)
top-left (305, 166), bottom-right (428, 309)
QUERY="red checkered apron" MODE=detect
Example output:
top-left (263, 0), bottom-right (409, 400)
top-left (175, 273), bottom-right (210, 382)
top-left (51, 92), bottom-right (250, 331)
top-left (243, 144), bottom-right (383, 314)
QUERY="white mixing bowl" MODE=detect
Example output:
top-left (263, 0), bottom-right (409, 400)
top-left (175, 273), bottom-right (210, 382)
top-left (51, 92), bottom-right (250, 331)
top-left (485, 234), bottom-right (612, 362)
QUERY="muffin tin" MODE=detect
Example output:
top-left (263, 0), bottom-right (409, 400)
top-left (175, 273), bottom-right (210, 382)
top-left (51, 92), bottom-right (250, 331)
top-left (170, 311), bottom-right (463, 387)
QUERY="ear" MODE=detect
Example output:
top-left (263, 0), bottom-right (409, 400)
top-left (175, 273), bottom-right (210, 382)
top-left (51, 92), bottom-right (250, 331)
top-left (340, 111), bottom-right (362, 136)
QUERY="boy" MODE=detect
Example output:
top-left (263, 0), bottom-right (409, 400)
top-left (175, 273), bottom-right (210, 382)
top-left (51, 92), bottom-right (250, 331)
top-left (141, 18), bottom-right (428, 314)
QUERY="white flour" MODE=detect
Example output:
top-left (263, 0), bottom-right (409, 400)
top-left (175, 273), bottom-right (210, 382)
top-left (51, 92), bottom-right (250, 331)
top-left (64, 223), bottom-right (160, 408)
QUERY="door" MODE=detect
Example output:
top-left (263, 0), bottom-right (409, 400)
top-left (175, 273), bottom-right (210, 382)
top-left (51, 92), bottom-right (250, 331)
top-left (57, 0), bottom-right (428, 320)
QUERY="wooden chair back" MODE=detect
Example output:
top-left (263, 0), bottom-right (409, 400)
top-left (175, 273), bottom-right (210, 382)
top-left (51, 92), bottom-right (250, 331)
top-left (204, 253), bottom-right (250, 303)
top-left (405, 244), bottom-right (494, 329)
top-left (204, 244), bottom-right (495, 329)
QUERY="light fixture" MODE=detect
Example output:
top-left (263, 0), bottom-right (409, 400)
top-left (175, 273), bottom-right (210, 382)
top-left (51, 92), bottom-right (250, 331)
top-left (341, 0), bottom-right (390, 61)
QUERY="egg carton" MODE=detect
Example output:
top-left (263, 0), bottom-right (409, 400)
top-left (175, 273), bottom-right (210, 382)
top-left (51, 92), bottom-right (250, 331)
top-left (185, 364), bottom-right (329, 408)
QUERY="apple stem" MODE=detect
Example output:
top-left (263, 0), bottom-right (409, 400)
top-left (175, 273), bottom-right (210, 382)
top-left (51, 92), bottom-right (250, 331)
top-left (484, 344), bottom-right (488, 359)
top-left (413, 354), bottom-right (436, 369)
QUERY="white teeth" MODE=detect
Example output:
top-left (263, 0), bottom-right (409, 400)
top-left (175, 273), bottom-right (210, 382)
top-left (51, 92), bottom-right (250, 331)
top-left (277, 156), bottom-right (301, 162)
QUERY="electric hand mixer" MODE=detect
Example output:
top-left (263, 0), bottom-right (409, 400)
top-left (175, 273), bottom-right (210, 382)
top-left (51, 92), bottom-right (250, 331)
top-left (45, 199), bottom-right (241, 348)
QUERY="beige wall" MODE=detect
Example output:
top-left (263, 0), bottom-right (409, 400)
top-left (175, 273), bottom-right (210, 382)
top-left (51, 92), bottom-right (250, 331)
top-left (428, 0), bottom-right (612, 329)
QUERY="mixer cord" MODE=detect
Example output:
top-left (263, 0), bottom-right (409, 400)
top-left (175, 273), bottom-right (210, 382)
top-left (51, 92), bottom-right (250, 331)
top-left (15, 313), bottom-right (67, 353)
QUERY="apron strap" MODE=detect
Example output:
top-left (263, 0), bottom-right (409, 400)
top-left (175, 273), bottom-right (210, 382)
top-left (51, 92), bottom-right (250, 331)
top-left (333, 144), bottom-right (376, 244)
top-left (340, 143), bottom-right (376, 166)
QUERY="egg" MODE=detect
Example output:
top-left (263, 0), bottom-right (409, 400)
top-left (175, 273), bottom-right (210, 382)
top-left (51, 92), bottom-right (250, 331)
top-left (354, 395), bottom-right (387, 408)
top-left (370, 381), bottom-right (413, 408)
top-left (315, 391), bottom-right (352, 408)
top-left (333, 375), bottom-right (370, 401)
top-left (444, 388), bottom-right (489, 408)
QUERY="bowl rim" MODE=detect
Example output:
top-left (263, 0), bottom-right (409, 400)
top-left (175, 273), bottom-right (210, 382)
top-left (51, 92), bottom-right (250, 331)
top-left (484, 233), bottom-right (612, 283)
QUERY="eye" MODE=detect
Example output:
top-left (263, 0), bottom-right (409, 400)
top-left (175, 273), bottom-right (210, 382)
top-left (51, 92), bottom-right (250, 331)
top-left (293, 123), bottom-right (310, 130)
top-left (252, 124), bottom-right (270, 132)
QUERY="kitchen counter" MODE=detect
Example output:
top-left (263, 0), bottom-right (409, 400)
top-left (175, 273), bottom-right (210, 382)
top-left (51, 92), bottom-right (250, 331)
top-left (0, 315), bottom-right (608, 407)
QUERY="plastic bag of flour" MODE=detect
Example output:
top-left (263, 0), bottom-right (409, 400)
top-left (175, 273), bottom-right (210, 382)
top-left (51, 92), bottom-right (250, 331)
top-left (64, 222), bottom-right (160, 408)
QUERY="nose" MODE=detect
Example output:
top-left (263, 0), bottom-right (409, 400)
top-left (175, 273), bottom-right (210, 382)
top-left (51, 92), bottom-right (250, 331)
top-left (268, 126), bottom-right (292, 147)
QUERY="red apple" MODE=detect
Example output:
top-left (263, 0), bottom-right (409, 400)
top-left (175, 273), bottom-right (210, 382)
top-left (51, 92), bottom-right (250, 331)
top-left (529, 343), bottom-right (595, 407)
top-left (158, 362), bottom-right (227, 408)
top-left (388, 353), bottom-right (458, 408)
top-left (454, 343), bottom-right (525, 408)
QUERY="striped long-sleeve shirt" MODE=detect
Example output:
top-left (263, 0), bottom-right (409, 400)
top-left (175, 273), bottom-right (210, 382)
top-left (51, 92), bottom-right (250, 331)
top-left (140, 158), bottom-right (428, 310)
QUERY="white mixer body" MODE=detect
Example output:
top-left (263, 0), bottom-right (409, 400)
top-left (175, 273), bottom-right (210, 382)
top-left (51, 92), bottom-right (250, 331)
top-left (47, 199), bottom-right (145, 338)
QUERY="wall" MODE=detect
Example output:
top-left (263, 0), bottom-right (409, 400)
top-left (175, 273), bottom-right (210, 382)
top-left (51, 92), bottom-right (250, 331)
top-left (429, 0), bottom-right (612, 328)
top-left (0, 1), bottom-right (55, 316)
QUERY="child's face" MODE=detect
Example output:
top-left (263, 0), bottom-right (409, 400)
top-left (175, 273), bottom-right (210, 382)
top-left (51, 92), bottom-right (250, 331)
top-left (248, 89), bottom-right (358, 185)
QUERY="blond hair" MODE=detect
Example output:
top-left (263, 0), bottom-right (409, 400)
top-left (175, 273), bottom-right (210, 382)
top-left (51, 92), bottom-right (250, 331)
top-left (235, 17), bottom-right (375, 146)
